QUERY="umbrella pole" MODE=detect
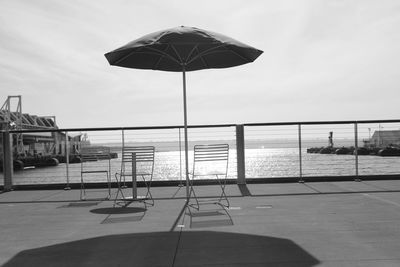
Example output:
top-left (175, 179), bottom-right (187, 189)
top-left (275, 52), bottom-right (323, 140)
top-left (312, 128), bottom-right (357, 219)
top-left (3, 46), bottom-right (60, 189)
top-left (182, 65), bottom-right (190, 202)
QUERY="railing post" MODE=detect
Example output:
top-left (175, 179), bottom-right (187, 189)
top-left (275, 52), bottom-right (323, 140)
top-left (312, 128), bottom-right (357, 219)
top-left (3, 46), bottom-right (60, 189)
top-left (132, 152), bottom-right (137, 199)
top-left (354, 122), bottom-right (361, 181)
top-left (178, 128), bottom-right (183, 186)
top-left (2, 131), bottom-right (13, 191)
top-left (236, 124), bottom-right (246, 185)
top-left (64, 131), bottom-right (71, 190)
top-left (121, 129), bottom-right (127, 188)
top-left (298, 124), bottom-right (304, 183)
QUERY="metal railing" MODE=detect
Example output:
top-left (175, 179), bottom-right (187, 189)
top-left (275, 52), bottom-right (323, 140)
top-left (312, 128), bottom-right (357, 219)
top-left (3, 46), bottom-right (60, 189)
top-left (244, 119), bottom-right (400, 181)
top-left (1, 119), bottom-right (400, 190)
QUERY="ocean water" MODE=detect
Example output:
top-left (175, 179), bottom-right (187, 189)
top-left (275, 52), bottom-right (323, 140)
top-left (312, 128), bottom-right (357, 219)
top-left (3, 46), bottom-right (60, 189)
top-left (3, 148), bottom-right (400, 185)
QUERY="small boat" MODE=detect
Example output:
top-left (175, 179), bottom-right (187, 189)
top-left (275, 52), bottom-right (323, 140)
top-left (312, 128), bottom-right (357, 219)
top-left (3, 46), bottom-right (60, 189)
top-left (335, 147), bottom-right (352, 155)
top-left (378, 146), bottom-right (400, 157)
top-left (319, 147), bottom-right (335, 154)
top-left (353, 147), bottom-right (370, 155)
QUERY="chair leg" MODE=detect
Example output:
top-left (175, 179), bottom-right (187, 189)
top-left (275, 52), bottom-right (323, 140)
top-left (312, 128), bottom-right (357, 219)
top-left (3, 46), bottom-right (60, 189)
top-left (141, 175), bottom-right (154, 206)
top-left (216, 174), bottom-right (230, 208)
top-left (106, 172), bottom-right (111, 200)
top-left (80, 173), bottom-right (86, 201)
top-left (121, 173), bottom-right (127, 188)
top-left (114, 173), bottom-right (127, 207)
top-left (113, 174), bottom-right (120, 207)
top-left (188, 176), bottom-right (200, 210)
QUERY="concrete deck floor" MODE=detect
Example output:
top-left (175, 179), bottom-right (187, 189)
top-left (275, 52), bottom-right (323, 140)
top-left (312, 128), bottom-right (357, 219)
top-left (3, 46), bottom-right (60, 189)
top-left (1, 180), bottom-right (400, 266)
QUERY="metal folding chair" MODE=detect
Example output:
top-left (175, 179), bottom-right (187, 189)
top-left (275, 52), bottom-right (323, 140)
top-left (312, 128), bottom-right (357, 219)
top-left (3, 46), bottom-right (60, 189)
top-left (114, 146), bottom-right (155, 207)
top-left (189, 144), bottom-right (230, 209)
top-left (80, 147), bottom-right (111, 200)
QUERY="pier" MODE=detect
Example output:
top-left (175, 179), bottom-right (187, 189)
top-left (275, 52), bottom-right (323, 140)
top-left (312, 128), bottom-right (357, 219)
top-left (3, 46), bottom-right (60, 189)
top-left (1, 181), bottom-right (400, 266)
top-left (2, 119), bottom-right (400, 266)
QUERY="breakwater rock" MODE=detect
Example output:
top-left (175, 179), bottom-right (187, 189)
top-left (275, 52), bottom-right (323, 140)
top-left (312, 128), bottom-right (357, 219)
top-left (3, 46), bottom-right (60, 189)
top-left (307, 146), bottom-right (400, 156)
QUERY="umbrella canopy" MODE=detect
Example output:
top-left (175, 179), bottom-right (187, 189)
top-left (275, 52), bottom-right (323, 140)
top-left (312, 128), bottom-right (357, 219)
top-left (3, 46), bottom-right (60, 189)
top-left (105, 26), bottom-right (263, 203)
top-left (104, 26), bottom-right (262, 71)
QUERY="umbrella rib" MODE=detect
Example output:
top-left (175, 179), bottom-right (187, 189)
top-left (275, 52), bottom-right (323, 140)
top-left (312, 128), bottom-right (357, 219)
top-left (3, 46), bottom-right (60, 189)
top-left (186, 44), bottom-right (228, 65)
top-left (113, 50), bottom-right (140, 65)
top-left (112, 49), bottom-right (175, 66)
top-left (185, 45), bottom-right (199, 64)
top-left (187, 44), bottom-right (250, 66)
top-left (113, 49), bottom-right (182, 69)
top-left (221, 46), bottom-right (250, 62)
top-left (146, 47), bottom-right (182, 65)
top-left (170, 45), bottom-right (184, 64)
top-left (193, 46), bottom-right (209, 69)
top-left (152, 44), bottom-right (172, 69)
top-left (186, 44), bottom-right (209, 69)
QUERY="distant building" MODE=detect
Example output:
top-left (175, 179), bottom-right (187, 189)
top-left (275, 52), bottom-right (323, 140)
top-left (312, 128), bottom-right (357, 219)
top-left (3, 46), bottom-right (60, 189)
top-left (370, 130), bottom-right (400, 147)
top-left (0, 95), bottom-right (64, 157)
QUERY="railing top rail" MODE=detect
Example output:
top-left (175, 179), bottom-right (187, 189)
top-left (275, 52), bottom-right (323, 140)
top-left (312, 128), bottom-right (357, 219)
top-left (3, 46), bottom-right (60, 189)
top-left (2, 119), bottom-right (400, 133)
top-left (4, 123), bottom-right (237, 133)
top-left (244, 119), bottom-right (400, 127)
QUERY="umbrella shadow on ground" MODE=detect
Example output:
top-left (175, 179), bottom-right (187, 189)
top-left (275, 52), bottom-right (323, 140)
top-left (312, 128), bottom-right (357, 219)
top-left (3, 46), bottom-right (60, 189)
top-left (90, 206), bottom-right (147, 224)
top-left (3, 231), bottom-right (320, 267)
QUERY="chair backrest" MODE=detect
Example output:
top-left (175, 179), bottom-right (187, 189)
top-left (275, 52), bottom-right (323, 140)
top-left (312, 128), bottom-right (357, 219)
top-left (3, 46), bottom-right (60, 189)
top-left (120, 146), bottom-right (155, 174)
top-left (81, 147), bottom-right (111, 160)
top-left (80, 146), bottom-right (111, 171)
top-left (194, 144), bottom-right (229, 162)
top-left (193, 144), bottom-right (229, 176)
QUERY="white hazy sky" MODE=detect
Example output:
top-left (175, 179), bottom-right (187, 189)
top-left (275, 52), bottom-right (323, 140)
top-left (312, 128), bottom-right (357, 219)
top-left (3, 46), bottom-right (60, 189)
top-left (1, 0), bottom-right (399, 128)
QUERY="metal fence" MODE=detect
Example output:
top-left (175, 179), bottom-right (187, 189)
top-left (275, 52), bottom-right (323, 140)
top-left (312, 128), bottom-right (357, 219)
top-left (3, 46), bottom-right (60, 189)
top-left (244, 120), bottom-right (400, 181)
top-left (1, 119), bottom-right (400, 189)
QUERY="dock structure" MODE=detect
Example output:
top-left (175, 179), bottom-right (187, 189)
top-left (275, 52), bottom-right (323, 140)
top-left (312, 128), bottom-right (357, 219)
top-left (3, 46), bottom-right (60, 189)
top-left (370, 130), bottom-right (400, 147)
top-left (0, 95), bottom-right (69, 172)
top-left (0, 95), bottom-right (59, 155)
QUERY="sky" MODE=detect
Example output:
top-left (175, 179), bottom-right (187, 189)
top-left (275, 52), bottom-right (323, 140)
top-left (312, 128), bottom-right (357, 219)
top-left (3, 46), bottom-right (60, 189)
top-left (1, 0), bottom-right (400, 129)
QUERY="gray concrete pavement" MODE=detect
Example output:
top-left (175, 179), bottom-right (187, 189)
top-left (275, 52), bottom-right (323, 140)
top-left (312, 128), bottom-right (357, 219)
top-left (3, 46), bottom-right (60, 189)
top-left (1, 180), bottom-right (400, 266)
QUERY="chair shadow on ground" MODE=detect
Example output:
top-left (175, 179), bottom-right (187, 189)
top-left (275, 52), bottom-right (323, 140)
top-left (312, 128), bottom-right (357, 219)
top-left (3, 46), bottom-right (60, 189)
top-left (3, 231), bottom-right (320, 267)
top-left (90, 206), bottom-right (147, 224)
top-left (58, 201), bottom-right (102, 208)
top-left (90, 207), bottom-right (146, 215)
top-left (185, 204), bottom-right (234, 228)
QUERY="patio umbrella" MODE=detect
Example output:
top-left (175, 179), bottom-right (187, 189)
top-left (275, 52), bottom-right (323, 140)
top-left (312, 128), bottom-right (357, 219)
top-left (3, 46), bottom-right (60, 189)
top-left (104, 26), bottom-right (263, 202)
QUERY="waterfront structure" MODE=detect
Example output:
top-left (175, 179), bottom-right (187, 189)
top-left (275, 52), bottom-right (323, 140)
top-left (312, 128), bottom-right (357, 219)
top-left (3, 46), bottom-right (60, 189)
top-left (370, 130), bottom-right (400, 147)
top-left (0, 95), bottom-right (62, 157)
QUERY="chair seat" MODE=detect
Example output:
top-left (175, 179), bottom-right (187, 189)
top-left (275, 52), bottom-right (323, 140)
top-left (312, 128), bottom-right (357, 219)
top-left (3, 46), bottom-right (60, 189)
top-left (192, 171), bottom-right (226, 176)
top-left (117, 171), bottom-right (152, 176)
top-left (117, 195), bottom-right (149, 200)
top-left (82, 170), bottom-right (109, 174)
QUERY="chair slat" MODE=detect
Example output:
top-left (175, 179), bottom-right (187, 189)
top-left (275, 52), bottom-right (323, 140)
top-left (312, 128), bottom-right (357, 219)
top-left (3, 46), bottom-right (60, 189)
top-left (122, 146), bottom-right (155, 162)
top-left (194, 144), bottom-right (229, 162)
top-left (80, 147), bottom-right (112, 201)
top-left (190, 143), bottom-right (230, 208)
